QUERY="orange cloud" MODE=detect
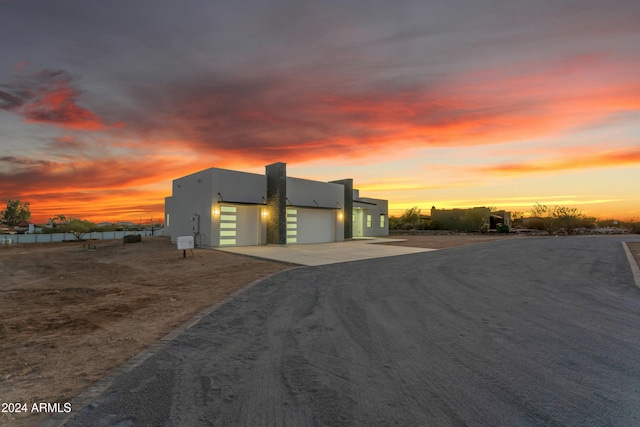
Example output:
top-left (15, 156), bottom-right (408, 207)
top-left (477, 146), bottom-right (640, 176)
top-left (22, 84), bottom-right (102, 130)
top-left (169, 81), bottom-right (635, 168)
top-left (101, 50), bottom-right (639, 172)
top-left (0, 153), bottom-right (211, 194)
top-left (3, 52), bottom-right (639, 223)
top-left (20, 188), bottom-right (168, 224)
top-left (0, 149), bottom-right (216, 222)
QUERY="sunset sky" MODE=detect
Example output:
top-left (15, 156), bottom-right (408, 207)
top-left (1, 0), bottom-right (639, 223)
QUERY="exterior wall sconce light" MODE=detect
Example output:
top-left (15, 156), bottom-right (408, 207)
top-left (262, 209), bottom-right (268, 217)
top-left (213, 206), bottom-right (220, 216)
top-left (338, 211), bottom-right (344, 220)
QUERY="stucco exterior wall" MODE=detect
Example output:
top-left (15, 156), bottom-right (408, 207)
top-left (166, 168), bottom-right (267, 247)
top-left (430, 207), bottom-right (490, 231)
top-left (354, 196), bottom-right (389, 237)
top-left (211, 168), bottom-right (267, 205)
top-left (286, 177), bottom-right (344, 209)
top-left (167, 169), bottom-right (214, 246)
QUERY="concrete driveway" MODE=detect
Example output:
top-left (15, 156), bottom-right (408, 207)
top-left (53, 236), bottom-right (640, 426)
top-left (216, 238), bottom-right (435, 265)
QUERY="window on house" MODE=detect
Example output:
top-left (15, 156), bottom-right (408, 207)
top-left (166, 214), bottom-right (170, 227)
top-left (366, 214), bottom-right (372, 228)
top-left (379, 214), bottom-right (385, 228)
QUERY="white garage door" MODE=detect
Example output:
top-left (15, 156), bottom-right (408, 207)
top-left (219, 205), bottom-right (260, 246)
top-left (293, 208), bottom-right (335, 244)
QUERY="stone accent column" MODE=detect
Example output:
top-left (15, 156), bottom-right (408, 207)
top-left (330, 178), bottom-right (353, 239)
top-left (266, 162), bottom-right (287, 245)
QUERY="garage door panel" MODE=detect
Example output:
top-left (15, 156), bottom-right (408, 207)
top-left (219, 205), bottom-right (260, 246)
top-left (295, 208), bottom-right (335, 244)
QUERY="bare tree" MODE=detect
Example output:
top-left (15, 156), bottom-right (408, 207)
top-left (551, 206), bottom-right (584, 235)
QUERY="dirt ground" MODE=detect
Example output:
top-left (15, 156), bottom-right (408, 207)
top-left (0, 237), bottom-right (291, 427)
top-left (628, 242), bottom-right (640, 272)
top-left (1, 234), bottom-right (638, 426)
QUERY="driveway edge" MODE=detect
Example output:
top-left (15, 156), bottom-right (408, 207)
top-left (622, 242), bottom-right (640, 288)
top-left (40, 268), bottom-right (296, 427)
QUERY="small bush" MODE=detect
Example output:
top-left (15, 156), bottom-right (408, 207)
top-left (528, 219), bottom-right (547, 231)
top-left (497, 224), bottom-right (510, 234)
top-left (123, 234), bottom-right (142, 244)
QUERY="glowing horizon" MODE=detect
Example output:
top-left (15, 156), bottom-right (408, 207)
top-left (1, 1), bottom-right (638, 224)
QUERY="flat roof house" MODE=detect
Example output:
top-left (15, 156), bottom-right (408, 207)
top-left (165, 162), bottom-right (388, 247)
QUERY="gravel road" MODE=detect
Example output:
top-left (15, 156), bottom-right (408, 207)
top-left (62, 236), bottom-right (640, 426)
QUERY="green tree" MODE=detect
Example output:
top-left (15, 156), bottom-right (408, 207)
top-left (56, 217), bottom-right (95, 240)
top-left (1, 199), bottom-right (31, 226)
top-left (597, 219), bottom-right (618, 228)
top-left (48, 214), bottom-right (68, 228)
top-left (528, 203), bottom-right (587, 234)
top-left (388, 216), bottom-right (401, 230)
top-left (400, 206), bottom-right (422, 230)
top-left (625, 220), bottom-right (640, 234)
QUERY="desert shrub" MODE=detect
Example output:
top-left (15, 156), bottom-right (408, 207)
top-left (123, 234), bottom-right (142, 244)
top-left (388, 216), bottom-right (401, 230)
top-left (528, 219), bottom-right (547, 231)
top-left (427, 220), bottom-right (441, 230)
top-left (497, 224), bottom-right (510, 233)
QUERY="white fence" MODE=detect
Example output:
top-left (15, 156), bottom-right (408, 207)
top-left (1, 229), bottom-right (165, 245)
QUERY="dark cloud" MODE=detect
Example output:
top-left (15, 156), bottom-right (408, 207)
top-left (0, 69), bottom-right (103, 130)
top-left (49, 135), bottom-right (87, 151)
top-left (0, 156), bottom-right (52, 166)
top-left (0, 89), bottom-right (25, 109)
top-left (114, 70), bottom-right (546, 167)
top-left (0, 158), bottom-right (143, 192)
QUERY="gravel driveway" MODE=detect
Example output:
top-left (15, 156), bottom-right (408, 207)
top-left (59, 236), bottom-right (640, 426)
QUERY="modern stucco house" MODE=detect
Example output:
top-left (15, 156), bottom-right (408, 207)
top-left (165, 162), bottom-right (388, 247)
